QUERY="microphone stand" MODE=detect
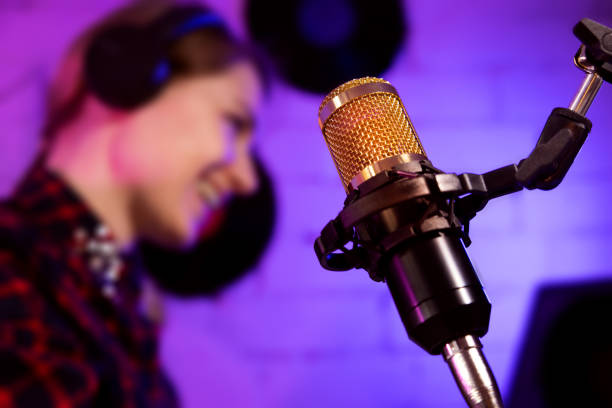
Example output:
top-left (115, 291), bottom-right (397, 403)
top-left (314, 18), bottom-right (612, 408)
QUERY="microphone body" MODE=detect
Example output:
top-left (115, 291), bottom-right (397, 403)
top-left (317, 77), bottom-right (503, 407)
top-left (385, 229), bottom-right (491, 354)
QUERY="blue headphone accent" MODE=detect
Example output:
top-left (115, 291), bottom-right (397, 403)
top-left (171, 13), bottom-right (226, 39)
top-left (152, 12), bottom-right (227, 85)
top-left (152, 60), bottom-right (172, 84)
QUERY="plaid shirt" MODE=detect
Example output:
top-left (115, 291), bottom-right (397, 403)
top-left (0, 159), bottom-right (177, 407)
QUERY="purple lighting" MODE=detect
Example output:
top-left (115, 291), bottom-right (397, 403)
top-left (1, 0), bottom-right (612, 407)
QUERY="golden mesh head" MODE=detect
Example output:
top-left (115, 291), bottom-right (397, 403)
top-left (318, 77), bottom-right (427, 192)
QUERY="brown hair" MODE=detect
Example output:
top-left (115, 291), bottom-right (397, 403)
top-left (43, 0), bottom-right (267, 145)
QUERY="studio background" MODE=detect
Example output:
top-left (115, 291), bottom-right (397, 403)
top-left (1, 0), bottom-right (612, 406)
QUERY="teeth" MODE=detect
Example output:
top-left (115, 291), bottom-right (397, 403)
top-left (197, 181), bottom-right (222, 209)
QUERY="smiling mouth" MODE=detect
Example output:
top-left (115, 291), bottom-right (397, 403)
top-left (196, 180), bottom-right (222, 210)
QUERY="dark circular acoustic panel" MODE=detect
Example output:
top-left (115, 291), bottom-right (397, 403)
top-left (140, 155), bottom-right (276, 297)
top-left (246, 0), bottom-right (407, 94)
top-left (507, 280), bottom-right (612, 408)
top-left (539, 294), bottom-right (612, 407)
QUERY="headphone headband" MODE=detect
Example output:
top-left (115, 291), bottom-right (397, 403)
top-left (85, 6), bottom-right (228, 108)
top-left (170, 12), bottom-right (226, 39)
top-left (152, 11), bottom-right (227, 85)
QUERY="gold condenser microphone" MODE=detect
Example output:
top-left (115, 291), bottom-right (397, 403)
top-left (317, 77), bottom-right (504, 408)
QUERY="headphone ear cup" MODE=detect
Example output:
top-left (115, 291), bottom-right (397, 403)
top-left (85, 26), bottom-right (166, 109)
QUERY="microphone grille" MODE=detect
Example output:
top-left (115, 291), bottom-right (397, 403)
top-left (318, 77), bottom-right (426, 191)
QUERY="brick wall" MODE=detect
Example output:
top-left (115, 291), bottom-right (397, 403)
top-left (1, 0), bottom-right (611, 406)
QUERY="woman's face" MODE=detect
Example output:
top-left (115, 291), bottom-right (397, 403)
top-left (111, 61), bottom-right (263, 247)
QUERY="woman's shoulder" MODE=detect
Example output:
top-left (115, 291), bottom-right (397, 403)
top-left (0, 200), bottom-right (43, 300)
top-left (0, 201), bottom-right (30, 267)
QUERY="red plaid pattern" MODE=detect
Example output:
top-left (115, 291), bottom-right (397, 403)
top-left (0, 159), bottom-right (178, 407)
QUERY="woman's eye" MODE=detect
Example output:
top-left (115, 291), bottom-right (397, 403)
top-left (225, 114), bottom-right (244, 134)
top-left (224, 112), bottom-right (254, 138)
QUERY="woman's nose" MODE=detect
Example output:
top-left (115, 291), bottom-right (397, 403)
top-left (228, 152), bottom-right (258, 195)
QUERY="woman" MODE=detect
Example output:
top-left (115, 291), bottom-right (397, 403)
top-left (0, 1), bottom-right (266, 406)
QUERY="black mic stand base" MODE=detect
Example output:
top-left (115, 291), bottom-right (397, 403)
top-left (443, 335), bottom-right (504, 408)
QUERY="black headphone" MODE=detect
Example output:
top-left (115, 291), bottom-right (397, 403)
top-left (84, 5), bottom-right (227, 109)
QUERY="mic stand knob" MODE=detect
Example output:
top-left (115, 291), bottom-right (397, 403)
top-left (443, 335), bottom-right (504, 408)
